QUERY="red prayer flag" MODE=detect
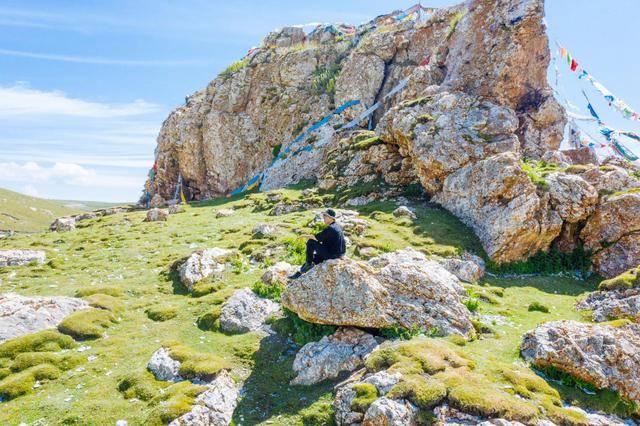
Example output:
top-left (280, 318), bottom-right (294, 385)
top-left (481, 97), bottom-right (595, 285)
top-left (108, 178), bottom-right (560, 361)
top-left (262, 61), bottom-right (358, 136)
top-left (570, 59), bottom-right (578, 71)
top-left (420, 56), bottom-right (430, 67)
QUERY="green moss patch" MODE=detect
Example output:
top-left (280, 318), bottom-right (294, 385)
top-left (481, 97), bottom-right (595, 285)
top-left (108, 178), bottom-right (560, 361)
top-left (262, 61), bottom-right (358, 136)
top-left (164, 342), bottom-right (230, 381)
top-left (599, 266), bottom-right (640, 290)
top-left (350, 383), bottom-right (379, 412)
top-left (528, 301), bottom-right (550, 313)
top-left (84, 293), bottom-right (123, 312)
top-left (75, 285), bottom-right (123, 298)
top-left (146, 381), bottom-right (207, 425)
top-left (145, 304), bottom-right (178, 322)
top-left (58, 309), bottom-right (117, 340)
top-left (117, 371), bottom-right (166, 401)
top-left (0, 330), bottom-right (75, 358)
top-left (0, 364), bottom-right (61, 400)
top-left (196, 306), bottom-right (222, 331)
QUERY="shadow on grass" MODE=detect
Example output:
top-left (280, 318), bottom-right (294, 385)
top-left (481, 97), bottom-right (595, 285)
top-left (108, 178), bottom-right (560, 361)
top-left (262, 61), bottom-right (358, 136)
top-left (482, 274), bottom-right (597, 297)
top-left (160, 258), bottom-right (190, 296)
top-left (232, 333), bottom-right (336, 424)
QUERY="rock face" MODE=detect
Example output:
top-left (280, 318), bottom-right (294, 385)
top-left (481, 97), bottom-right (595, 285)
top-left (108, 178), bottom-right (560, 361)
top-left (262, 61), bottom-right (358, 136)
top-left (0, 250), bottom-right (46, 267)
top-left (291, 327), bottom-right (378, 385)
top-left (437, 252), bottom-right (485, 283)
top-left (433, 152), bottom-right (562, 263)
top-left (521, 320), bottom-right (640, 404)
top-left (178, 248), bottom-right (233, 291)
top-left (0, 293), bottom-right (88, 343)
top-left (218, 288), bottom-right (280, 334)
top-left (576, 288), bottom-right (640, 322)
top-left (281, 248), bottom-right (473, 337)
top-left (362, 397), bottom-right (418, 426)
top-left (50, 217), bottom-right (76, 232)
top-left (169, 370), bottom-right (238, 426)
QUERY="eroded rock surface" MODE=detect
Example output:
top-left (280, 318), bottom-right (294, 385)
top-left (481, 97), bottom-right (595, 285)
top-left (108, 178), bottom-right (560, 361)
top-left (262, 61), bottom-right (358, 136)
top-left (521, 320), bottom-right (640, 404)
top-left (281, 248), bottom-right (473, 336)
top-left (0, 250), bottom-right (46, 267)
top-left (576, 288), bottom-right (640, 322)
top-left (260, 262), bottom-right (297, 286)
top-left (50, 217), bottom-right (76, 232)
top-left (0, 293), bottom-right (88, 343)
top-left (145, 208), bottom-right (169, 222)
top-left (218, 288), bottom-right (280, 334)
top-left (147, 347), bottom-right (182, 382)
top-left (291, 327), bottom-right (378, 385)
top-left (436, 252), bottom-right (485, 283)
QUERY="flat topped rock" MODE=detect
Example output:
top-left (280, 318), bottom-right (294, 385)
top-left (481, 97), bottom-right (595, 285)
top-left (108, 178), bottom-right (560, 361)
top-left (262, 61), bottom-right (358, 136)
top-left (281, 248), bottom-right (473, 337)
top-left (521, 320), bottom-right (640, 405)
top-left (0, 250), bottom-right (46, 267)
top-left (218, 288), bottom-right (280, 334)
top-left (0, 293), bottom-right (88, 343)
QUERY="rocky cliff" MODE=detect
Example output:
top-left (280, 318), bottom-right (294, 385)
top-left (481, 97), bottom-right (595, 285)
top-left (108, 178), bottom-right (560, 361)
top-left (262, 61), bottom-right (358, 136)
top-left (144, 0), bottom-right (640, 274)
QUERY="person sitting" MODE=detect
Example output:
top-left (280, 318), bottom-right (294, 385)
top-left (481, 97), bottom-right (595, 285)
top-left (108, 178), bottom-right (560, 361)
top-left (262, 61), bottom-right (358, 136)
top-left (289, 208), bottom-right (346, 279)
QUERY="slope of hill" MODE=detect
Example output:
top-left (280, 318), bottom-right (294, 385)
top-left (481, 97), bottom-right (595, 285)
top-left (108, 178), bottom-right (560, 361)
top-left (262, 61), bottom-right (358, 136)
top-left (0, 187), bottom-right (120, 233)
top-left (2, 186), bottom-right (636, 425)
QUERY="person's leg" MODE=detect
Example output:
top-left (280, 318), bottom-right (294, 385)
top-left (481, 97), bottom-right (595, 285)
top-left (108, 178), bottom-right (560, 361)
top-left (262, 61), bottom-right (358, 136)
top-left (306, 239), bottom-right (321, 265)
top-left (312, 244), bottom-right (331, 264)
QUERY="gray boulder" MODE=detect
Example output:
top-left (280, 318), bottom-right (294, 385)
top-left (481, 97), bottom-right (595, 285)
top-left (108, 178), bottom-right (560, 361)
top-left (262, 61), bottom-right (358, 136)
top-left (178, 248), bottom-right (233, 291)
top-left (219, 288), bottom-right (280, 334)
top-left (0, 250), bottom-right (46, 267)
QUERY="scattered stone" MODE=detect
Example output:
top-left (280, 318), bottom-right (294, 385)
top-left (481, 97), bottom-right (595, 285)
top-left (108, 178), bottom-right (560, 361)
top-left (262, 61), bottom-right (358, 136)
top-left (576, 288), bottom-right (640, 322)
top-left (282, 248), bottom-right (474, 337)
top-left (178, 248), bottom-right (233, 291)
top-left (252, 223), bottom-right (277, 238)
top-left (0, 293), bottom-right (88, 343)
top-left (116, 421), bottom-right (128, 426)
top-left (521, 320), bottom-right (640, 404)
top-left (345, 195), bottom-right (376, 207)
top-left (437, 252), bottom-right (485, 283)
top-left (145, 208), bottom-right (169, 222)
top-left (291, 327), bottom-right (378, 385)
top-left (74, 212), bottom-right (98, 221)
top-left (101, 207), bottom-right (128, 216)
top-left (218, 288), bottom-right (280, 334)
top-left (266, 192), bottom-right (283, 203)
top-left (147, 347), bottom-right (182, 382)
top-left (215, 209), bottom-right (235, 218)
top-left (168, 204), bottom-right (185, 214)
top-left (272, 201), bottom-right (304, 216)
top-left (562, 147), bottom-right (599, 165)
top-left (361, 371), bottom-right (402, 396)
top-left (0, 250), bottom-right (46, 267)
top-left (50, 217), bottom-right (76, 232)
top-left (169, 370), bottom-right (238, 426)
top-left (261, 262), bottom-right (297, 286)
top-left (392, 206), bottom-right (416, 220)
top-left (541, 150), bottom-right (571, 167)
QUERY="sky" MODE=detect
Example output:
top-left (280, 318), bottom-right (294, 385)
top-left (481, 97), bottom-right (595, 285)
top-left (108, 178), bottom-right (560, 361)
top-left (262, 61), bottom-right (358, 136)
top-left (0, 0), bottom-right (639, 202)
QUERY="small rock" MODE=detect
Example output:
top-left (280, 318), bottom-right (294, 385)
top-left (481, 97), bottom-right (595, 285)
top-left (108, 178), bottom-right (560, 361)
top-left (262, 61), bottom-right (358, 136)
top-left (392, 206), bottom-right (416, 220)
top-left (116, 421), bottom-right (128, 426)
top-left (168, 204), bottom-right (185, 214)
top-left (261, 262), bottom-right (297, 286)
top-left (362, 371), bottom-right (402, 395)
top-left (252, 223), bottom-right (277, 238)
top-left (219, 288), bottom-right (280, 334)
top-left (437, 252), bottom-right (485, 283)
top-left (266, 192), bottom-right (283, 203)
top-left (215, 208), bottom-right (235, 218)
top-left (50, 217), bottom-right (76, 232)
top-left (147, 347), bottom-right (182, 382)
top-left (178, 248), bottom-right (233, 291)
top-left (291, 327), bottom-right (378, 385)
top-left (145, 208), bottom-right (168, 222)
top-left (363, 397), bottom-right (418, 426)
top-left (0, 250), bottom-right (46, 267)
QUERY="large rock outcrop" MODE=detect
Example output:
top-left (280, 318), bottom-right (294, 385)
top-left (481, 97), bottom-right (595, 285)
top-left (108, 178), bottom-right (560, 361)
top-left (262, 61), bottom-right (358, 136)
top-left (281, 248), bottom-right (474, 337)
top-left (0, 293), bottom-right (88, 343)
top-left (521, 320), bottom-right (640, 404)
top-left (0, 250), bottom-right (46, 267)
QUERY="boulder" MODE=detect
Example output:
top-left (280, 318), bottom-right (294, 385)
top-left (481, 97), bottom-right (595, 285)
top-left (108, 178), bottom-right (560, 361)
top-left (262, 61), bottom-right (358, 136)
top-left (362, 397), bottom-right (418, 426)
top-left (74, 212), bottom-right (98, 221)
top-left (145, 208), bottom-right (169, 222)
top-left (432, 153), bottom-right (562, 264)
top-left (521, 320), bottom-right (640, 404)
top-left (437, 252), bottom-right (485, 283)
top-left (291, 327), bottom-right (378, 385)
top-left (562, 147), bottom-right (599, 165)
top-left (580, 165), bottom-right (640, 194)
top-left (168, 204), bottom-right (185, 214)
top-left (541, 150), bottom-right (571, 167)
top-left (147, 347), bottom-right (182, 382)
top-left (0, 293), bottom-right (88, 343)
top-left (261, 262), bottom-right (297, 286)
top-left (0, 250), bottom-right (46, 267)
top-left (179, 248), bottom-right (233, 291)
top-left (50, 217), bottom-right (76, 232)
top-left (169, 370), bottom-right (238, 426)
top-left (218, 288), bottom-right (280, 334)
top-left (392, 206), bottom-right (416, 220)
top-left (281, 248), bottom-right (474, 337)
top-left (576, 288), bottom-right (640, 322)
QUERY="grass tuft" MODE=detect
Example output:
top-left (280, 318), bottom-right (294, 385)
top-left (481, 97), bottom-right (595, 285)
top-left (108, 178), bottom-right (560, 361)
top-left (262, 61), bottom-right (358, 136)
top-left (58, 309), bottom-right (116, 340)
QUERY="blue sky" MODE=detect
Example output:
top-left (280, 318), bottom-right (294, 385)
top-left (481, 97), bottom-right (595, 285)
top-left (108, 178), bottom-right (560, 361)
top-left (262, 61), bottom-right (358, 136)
top-left (0, 0), bottom-right (639, 202)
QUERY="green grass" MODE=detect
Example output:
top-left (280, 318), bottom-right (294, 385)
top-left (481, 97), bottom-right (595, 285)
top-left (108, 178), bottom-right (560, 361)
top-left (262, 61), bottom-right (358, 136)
top-left (0, 186), bottom-right (623, 424)
top-left (598, 266), bottom-right (640, 290)
top-left (0, 187), bottom-right (86, 232)
top-left (220, 57), bottom-right (250, 76)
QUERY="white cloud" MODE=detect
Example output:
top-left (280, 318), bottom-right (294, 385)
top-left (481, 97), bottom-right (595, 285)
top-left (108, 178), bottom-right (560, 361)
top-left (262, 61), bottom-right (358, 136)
top-left (0, 84), bottom-right (159, 118)
top-left (0, 161), bottom-right (133, 188)
top-left (0, 48), bottom-right (206, 66)
top-left (21, 184), bottom-right (39, 197)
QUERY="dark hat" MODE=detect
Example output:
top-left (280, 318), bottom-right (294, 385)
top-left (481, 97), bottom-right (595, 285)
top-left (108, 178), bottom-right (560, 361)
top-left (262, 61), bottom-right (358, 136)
top-left (322, 208), bottom-right (336, 218)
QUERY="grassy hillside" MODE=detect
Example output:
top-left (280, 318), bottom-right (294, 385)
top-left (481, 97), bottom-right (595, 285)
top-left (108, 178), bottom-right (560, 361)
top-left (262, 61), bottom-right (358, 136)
top-left (0, 187), bottom-right (120, 233)
top-left (0, 186), bottom-right (624, 425)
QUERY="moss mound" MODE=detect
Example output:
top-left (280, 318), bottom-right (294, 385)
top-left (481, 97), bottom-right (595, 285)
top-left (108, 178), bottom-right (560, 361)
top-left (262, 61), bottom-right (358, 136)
top-left (599, 266), bottom-right (640, 291)
top-left (165, 342), bottom-right (231, 381)
top-left (0, 330), bottom-right (75, 358)
top-left (84, 293), bottom-right (123, 312)
top-left (58, 309), bottom-right (117, 340)
top-left (350, 383), bottom-right (379, 412)
top-left (75, 285), bottom-right (123, 298)
top-left (146, 304), bottom-right (178, 322)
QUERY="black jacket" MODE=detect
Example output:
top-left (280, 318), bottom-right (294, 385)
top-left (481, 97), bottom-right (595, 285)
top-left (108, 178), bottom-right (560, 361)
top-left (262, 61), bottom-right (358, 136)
top-left (315, 222), bottom-right (346, 259)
